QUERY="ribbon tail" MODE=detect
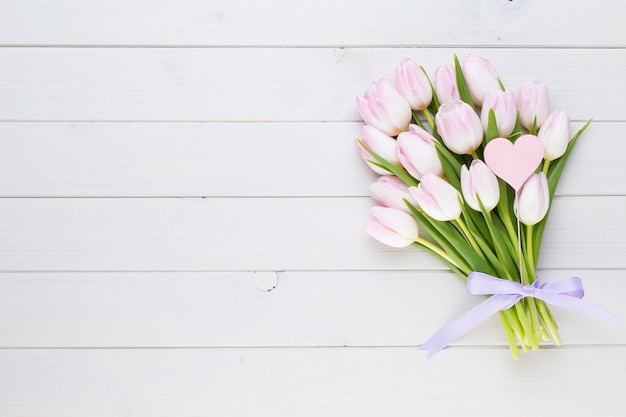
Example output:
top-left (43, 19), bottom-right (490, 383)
top-left (419, 294), bottom-right (520, 359)
top-left (535, 290), bottom-right (622, 326)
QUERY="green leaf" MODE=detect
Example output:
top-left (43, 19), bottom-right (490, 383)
top-left (479, 203), bottom-right (519, 280)
top-left (486, 108), bottom-right (499, 142)
top-left (411, 112), bottom-right (427, 130)
top-left (433, 140), bottom-right (463, 190)
top-left (405, 203), bottom-right (472, 274)
top-left (454, 54), bottom-right (475, 109)
top-left (411, 241), bottom-right (465, 279)
top-left (460, 203), bottom-right (499, 275)
top-left (421, 65), bottom-right (441, 115)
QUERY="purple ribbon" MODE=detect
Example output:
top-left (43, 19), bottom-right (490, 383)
top-left (419, 272), bottom-right (621, 358)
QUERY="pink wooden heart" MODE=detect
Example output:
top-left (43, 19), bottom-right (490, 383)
top-left (483, 135), bottom-right (544, 191)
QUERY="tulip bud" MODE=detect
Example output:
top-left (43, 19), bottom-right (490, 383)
top-left (396, 124), bottom-right (443, 180)
top-left (517, 81), bottom-right (550, 131)
top-left (460, 160), bottom-right (500, 212)
top-left (435, 100), bottom-right (484, 155)
top-left (365, 206), bottom-right (419, 248)
top-left (537, 110), bottom-right (571, 161)
top-left (370, 176), bottom-right (417, 212)
top-left (409, 174), bottom-right (462, 221)
top-left (395, 58), bottom-right (433, 111)
top-left (355, 125), bottom-right (401, 175)
top-left (461, 54), bottom-right (501, 106)
top-left (480, 89), bottom-right (517, 138)
top-left (356, 77), bottom-right (412, 137)
top-left (515, 173), bottom-right (550, 226)
top-left (434, 65), bottom-right (460, 105)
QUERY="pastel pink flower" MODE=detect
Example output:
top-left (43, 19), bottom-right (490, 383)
top-left (356, 77), bottom-right (412, 136)
top-left (396, 124), bottom-right (443, 180)
top-left (537, 110), bottom-right (571, 161)
top-left (435, 100), bottom-right (484, 155)
top-left (515, 173), bottom-right (550, 226)
top-left (365, 206), bottom-right (419, 247)
top-left (434, 65), bottom-right (460, 105)
top-left (517, 81), bottom-right (550, 131)
top-left (395, 58), bottom-right (433, 111)
top-left (355, 125), bottom-right (400, 175)
top-left (480, 89), bottom-right (517, 138)
top-left (409, 174), bottom-right (462, 221)
top-left (461, 54), bottom-right (501, 106)
top-left (370, 176), bottom-right (417, 212)
top-left (460, 160), bottom-right (500, 212)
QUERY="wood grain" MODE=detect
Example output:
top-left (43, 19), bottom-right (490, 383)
top-left (0, 270), bottom-right (622, 348)
top-left (0, 48), bottom-right (623, 121)
top-left (1, 1), bottom-right (625, 415)
top-left (0, 196), bottom-right (623, 271)
top-left (0, 121), bottom-right (619, 197)
top-left (1, 347), bottom-right (624, 417)
top-left (0, 0), bottom-right (624, 47)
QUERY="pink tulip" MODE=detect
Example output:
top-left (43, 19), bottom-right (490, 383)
top-left (515, 173), bottom-right (550, 226)
top-left (461, 54), bottom-right (501, 106)
top-left (435, 100), bottom-right (484, 155)
top-left (396, 124), bottom-right (443, 180)
top-left (517, 81), bottom-right (550, 131)
top-left (370, 176), bottom-right (417, 212)
top-left (434, 65), bottom-right (460, 105)
top-left (480, 89), bottom-right (517, 137)
top-left (537, 110), bottom-right (571, 161)
top-left (365, 206), bottom-right (419, 248)
top-left (409, 174), bottom-right (462, 221)
top-left (460, 160), bottom-right (500, 212)
top-left (356, 77), bottom-right (412, 136)
top-left (395, 58), bottom-right (433, 111)
top-left (355, 125), bottom-right (401, 175)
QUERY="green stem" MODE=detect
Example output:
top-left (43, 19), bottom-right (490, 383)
top-left (423, 109), bottom-right (435, 130)
top-left (537, 301), bottom-right (562, 345)
top-left (542, 159), bottom-right (551, 176)
top-left (454, 218), bottom-right (483, 258)
top-left (415, 237), bottom-right (463, 273)
top-left (526, 225), bottom-right (536, 276)
top-left (499, 311), bottom-right (520, 359)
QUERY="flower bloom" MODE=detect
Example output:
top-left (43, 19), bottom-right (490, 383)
top-left (434, 64), bottom-right (460, 105)
top-left (480, 89), bottom-right (517, 137)
top-left (370, 176), bottom-right (417, 212)
top-left (365, 206), bottom-right (419, 248)
top-left (461, 54), bottom-right (501, 106)
top-left (537, 110), bottom-right (571, 161)
top-left (435, 100), bottom-right (484, 155)
top-left (460, 160), bottom-right (500, 212)
top-left (356, 77), bottom-right (412, 136)
top-left (396, 124), bottom-right (443, 180)
top-left (515, 172), bottom-right (550, 226)
top-left (409, 174), bottom-right (462, 221)
top-left (355, 125), bottom-right (401, 175)
top-left (517, 81), bottom-right (550, 131)
top-left (395, 58), bottom-right (433, 111)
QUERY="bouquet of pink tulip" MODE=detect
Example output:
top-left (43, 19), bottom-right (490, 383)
top-left (356, 54), bottom-right (617, 358)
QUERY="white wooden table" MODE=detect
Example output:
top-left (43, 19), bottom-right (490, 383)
top-left (0, 1), bottom-right (625, 415)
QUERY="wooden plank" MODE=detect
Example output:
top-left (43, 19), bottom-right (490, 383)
top-left (0, 270), bottom-right (621, 348)
top-left (0, 0), bottom-right (624, 47)
top-left (0, 48), bottom-right (624, 121)
top-left (0, 121), bottom-right (618, 197)
top-left (0, 347), bottom-right (624, 416)
top-left (0, 196), bottom-right (623, 271)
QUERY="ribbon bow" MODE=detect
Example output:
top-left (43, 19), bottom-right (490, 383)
top-left (419, 272), bottom-right (620, 358)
